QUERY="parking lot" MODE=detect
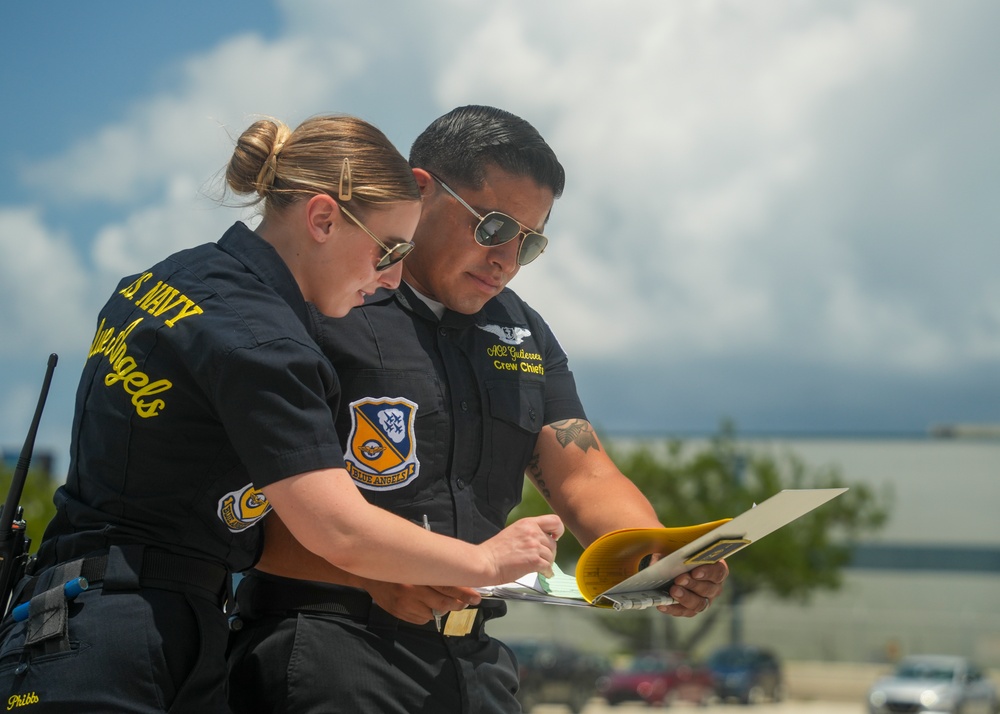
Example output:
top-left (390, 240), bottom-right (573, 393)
top-left (530, 700), bottom-right (864, 714)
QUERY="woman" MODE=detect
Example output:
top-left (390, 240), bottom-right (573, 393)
top-left (0, 114), bottom-right (562, 713)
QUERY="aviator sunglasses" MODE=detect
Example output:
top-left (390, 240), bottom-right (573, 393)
top-left (337, 203), bottom-right (414, 271)
top-left (430, 174), bottom-right (549, 266)
top-left (333, 157), bottom-right (413, 271)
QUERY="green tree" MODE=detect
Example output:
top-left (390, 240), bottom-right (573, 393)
top-left (0, 463), bottom-right (59, 555)
top-left (509, 422), bottom-right (891, 653)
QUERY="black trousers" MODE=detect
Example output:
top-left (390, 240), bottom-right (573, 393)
top-left (0, 548), bottom-right (231, 713)
top-left (227, 575), bottom-right (521, 714)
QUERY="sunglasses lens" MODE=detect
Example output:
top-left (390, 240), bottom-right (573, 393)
top-left (475, 213), bottom-right (522, 247)
top-left (376, 243), bottom-right (414, 271)
top-left (517, 233), bottom-right (548, 265)
top-left (472, 210), bottom-right (547, 265)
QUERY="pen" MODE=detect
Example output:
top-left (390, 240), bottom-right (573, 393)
top-left (423, 514), bottom-right (444, 633)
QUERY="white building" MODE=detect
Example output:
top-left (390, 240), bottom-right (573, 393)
top-left (492, 434), bottom-right (1000, 668)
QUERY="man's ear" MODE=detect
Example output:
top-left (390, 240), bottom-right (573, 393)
top-left (305, 193), bottom-right (340, 243)
top-left (412, 168), bottom-right (436, 198)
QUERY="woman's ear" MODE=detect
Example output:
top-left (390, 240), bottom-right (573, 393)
top-left (305, 193), bottom-right (340, 243)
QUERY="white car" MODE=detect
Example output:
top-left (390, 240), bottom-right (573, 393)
top-left (867, 654), bottom-right (998, 714)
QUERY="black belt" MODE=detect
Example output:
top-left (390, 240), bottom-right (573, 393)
top-left (235, 571), bottom-right (505, 636)
top-left (20, 547), bottom-right (230, 608)
top-left (237, 572), bottom-right (374, 619)
top-left (82, 550), bottom-right (229, 600)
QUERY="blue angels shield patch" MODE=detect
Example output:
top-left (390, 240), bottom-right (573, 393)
top-left (344, 396), bottom-right (420, 490)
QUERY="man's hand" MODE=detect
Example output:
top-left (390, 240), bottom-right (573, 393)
top-left (657, 560), bottom-right (729, 618)
top-left (366, 582), bottom-right (482, 625)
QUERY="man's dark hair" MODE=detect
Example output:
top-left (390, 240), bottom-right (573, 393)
top-left (409, 105), bottom-right (565, 198)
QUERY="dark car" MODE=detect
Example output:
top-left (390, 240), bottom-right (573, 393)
top-left (866, 654), bottom-right (999, 714)
top-left (507, 640), bottom-right (606, 714)
top-left (597, 651), bottom-right (715, 707)
top-left (706, 644), bottom-right (784, 704)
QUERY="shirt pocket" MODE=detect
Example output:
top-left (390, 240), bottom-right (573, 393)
top-left (483, 380), bottom-right (544, 518)
top-left (335, 370), bottom-right (447, 511)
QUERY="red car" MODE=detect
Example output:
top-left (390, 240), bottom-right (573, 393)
top-left (597, 651), bottom-right (715, 707)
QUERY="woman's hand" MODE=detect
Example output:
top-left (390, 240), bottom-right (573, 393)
top-left (478, 514), bottom-right (564, 583)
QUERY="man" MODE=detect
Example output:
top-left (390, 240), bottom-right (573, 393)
top-left (227, 105), bottom-right (728, 713)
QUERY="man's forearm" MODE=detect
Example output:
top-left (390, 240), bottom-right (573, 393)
top-left (255, 513), bottom-right (365, 587)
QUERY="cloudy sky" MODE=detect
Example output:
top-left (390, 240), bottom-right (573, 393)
top-left (2, 0), bottom-right (998, 470)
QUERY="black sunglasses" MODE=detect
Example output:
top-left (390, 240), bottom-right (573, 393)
top-left (430, 174), bottom-right (548, 266)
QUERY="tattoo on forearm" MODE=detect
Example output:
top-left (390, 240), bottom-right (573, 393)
top-left (551, 419), bottom-right (601, 453)
top-left (526, 452), bottom-right (551, 498)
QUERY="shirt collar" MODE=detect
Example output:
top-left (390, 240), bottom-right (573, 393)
top-left (402, 281), bottom-right (446, 319)
top-left (217, 221), bottom-right (312, 329)
top-left (394, 282), bottom-right (477, 328)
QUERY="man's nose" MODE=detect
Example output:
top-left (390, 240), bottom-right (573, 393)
top-left (488, 235), bottom-right (521, 272)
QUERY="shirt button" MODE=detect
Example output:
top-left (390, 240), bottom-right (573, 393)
top-left (456, 478), bottom-right (466, 490)
top-left (438, 327), bottom-right (448, 336)
top-left (460, 401), bottom-right (469, 411)
top-left (528, 408), bottom-right (537, 421)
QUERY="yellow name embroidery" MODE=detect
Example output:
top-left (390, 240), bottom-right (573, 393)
top-left (485, 345), bottom-right (545, 375)
top-left (7, 692), bottom-right (39, 709)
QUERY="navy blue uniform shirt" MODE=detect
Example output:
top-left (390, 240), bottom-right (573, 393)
top-left (39, 222), bottom-right (345, 573)
top-left (311, 282), bottom-right (586, 544)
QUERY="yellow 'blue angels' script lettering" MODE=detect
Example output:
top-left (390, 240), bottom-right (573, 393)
top-left (88, 270), bottom-right (205, 416)
top-left (89, 317), bottom-right (173, 418)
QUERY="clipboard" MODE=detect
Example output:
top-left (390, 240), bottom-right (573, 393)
top-left (583, 488), bottom-right (848, 608)
top-left (480, 488), bottom-right (848, 610)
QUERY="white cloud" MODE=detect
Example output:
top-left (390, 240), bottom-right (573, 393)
top-left (6, 0), bottom-right (999, 416)
top-left (21, 32), bottom-right (356, 205)
top-left (822, 275), bottom-right (951, 371)
top-left (90, 175), bottom-right (255, 284)
top-left (464, 1), bottom-right (933, 369)
top-left (965, 287), bottom-right (1000, 362)
top-left (0, 208), bottom-right (94, 357)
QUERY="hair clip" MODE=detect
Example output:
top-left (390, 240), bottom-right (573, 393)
top-left (338, 157), bottom-right (352, 201)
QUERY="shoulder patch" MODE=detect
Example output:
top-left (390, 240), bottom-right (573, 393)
top-left (218, 483), bottom-right (271, 533)
top-left (344, 396), bottom-right (420, 490)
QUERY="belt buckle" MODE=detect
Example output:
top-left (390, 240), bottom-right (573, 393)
top-left (442, 607), bottom-right (477, 636)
